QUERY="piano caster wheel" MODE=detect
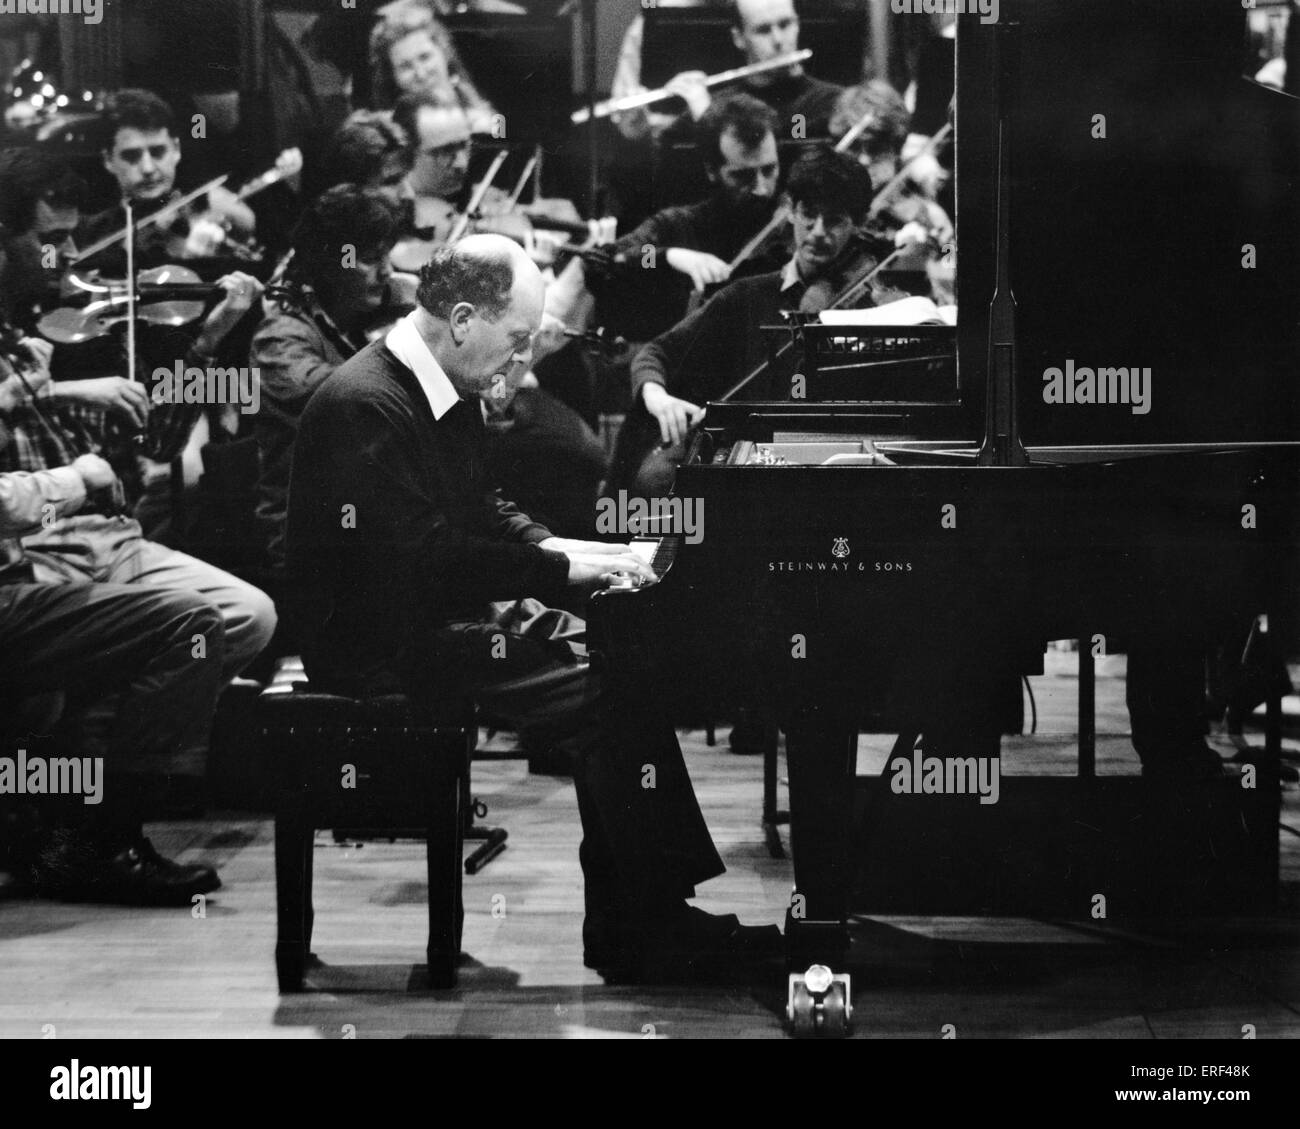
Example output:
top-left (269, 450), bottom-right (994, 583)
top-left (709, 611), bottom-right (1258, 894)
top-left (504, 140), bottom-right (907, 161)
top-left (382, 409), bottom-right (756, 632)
top-left (786, 965), bottom-right (852, 1038)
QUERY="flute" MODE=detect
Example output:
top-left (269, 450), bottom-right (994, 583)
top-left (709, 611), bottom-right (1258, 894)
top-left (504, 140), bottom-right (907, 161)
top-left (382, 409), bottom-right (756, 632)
top-left (570, 50), bottom-right (812, 125)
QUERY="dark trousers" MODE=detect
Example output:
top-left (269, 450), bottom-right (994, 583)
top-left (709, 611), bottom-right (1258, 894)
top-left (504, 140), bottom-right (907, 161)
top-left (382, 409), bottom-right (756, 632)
top-left (429, 598), bottom-right (725, 918)
top-left (0, 581), bottom-right (226, 776)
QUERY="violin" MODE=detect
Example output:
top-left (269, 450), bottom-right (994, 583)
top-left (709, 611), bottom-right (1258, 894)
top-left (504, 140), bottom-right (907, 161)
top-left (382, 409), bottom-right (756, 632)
top-left (676, 104), bottom-right (912, 318)
top-left (71, 148), bottom-right (302, 268)
top-left (393, 145), bottom-right (610, 273)
top-left (796, 231), bottom-right (893, 316)
top-left (38, 264), bottom-right (223, 346)
top-left (177, 148), bottom-right (303, 262)
top-left (563, 324), bottom-right (629, 360)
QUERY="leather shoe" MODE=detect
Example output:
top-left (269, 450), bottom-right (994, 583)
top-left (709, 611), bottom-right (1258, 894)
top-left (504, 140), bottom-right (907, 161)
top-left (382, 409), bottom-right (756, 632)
top-left (33, 832), bottom-right (221, 906)
top-left (585, 904), bottom-right (783, 984)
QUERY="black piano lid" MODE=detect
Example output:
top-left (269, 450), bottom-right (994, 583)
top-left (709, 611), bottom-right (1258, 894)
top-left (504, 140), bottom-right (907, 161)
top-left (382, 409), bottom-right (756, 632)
top-left (953, 0), bottom-right (1300, 450)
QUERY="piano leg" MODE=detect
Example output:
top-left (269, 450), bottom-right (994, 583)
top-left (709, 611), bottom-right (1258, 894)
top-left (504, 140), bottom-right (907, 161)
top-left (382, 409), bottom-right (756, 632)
top-left (781, 714), bottom-right (858, 968)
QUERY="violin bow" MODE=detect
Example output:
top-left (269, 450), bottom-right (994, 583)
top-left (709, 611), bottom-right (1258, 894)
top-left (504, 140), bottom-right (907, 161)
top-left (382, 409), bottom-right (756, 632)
top-left (504, 149), bottom-right (540, 212)
top-left (681, 108), bottom-right (879, 315)
top-left (70, 175), bottom-right (230, 265)
top-left (447, 149), bottom-right (510, 245)
top-left (123, 197), bottom-right (139, 390)
top-left (866, 121), bottom-right (952, 220)
top-left (713, 242), bottom-right (913, 405)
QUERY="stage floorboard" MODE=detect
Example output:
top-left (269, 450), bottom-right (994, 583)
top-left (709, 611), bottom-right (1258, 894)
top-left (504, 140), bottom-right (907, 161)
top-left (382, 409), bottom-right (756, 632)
top-left (2, 653), bottom-right (1298, 1039)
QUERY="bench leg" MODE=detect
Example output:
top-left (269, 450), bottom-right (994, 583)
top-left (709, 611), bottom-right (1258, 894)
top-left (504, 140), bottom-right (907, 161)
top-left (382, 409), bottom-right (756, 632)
top-left (275, 804), bottom-right (312, 992)
top-left (426, 756), bottom-right (465, 988)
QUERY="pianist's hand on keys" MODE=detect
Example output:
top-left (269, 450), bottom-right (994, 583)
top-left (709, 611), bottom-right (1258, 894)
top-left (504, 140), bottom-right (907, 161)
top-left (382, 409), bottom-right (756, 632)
top-left (538, 537), bottom-right (658, 592)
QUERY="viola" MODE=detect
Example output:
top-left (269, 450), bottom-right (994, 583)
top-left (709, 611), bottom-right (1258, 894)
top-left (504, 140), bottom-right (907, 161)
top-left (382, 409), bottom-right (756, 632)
top-left (38, 265), bottom-right (223, 346)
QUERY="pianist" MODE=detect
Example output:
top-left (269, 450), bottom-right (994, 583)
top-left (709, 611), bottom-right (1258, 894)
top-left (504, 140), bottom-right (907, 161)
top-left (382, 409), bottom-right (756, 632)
top-left (612, 145), bottom-right (874, 498)
top-left (286, 234), bottom-right (781, 982)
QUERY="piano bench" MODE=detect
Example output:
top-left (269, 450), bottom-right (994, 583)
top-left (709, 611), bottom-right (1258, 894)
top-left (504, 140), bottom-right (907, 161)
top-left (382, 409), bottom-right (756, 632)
top-left (258, 661), bottom-right (477, 992)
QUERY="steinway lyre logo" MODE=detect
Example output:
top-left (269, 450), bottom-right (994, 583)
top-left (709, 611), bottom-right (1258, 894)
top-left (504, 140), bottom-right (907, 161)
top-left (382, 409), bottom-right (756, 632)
top-left (831, 537), bottom-right (850, 560)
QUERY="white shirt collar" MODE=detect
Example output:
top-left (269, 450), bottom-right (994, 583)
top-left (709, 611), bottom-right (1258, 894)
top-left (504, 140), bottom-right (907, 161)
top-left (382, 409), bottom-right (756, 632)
top-left (385, 311), bottom-right (461, 421)
top-left (780, 257), bottom-right (804, 293)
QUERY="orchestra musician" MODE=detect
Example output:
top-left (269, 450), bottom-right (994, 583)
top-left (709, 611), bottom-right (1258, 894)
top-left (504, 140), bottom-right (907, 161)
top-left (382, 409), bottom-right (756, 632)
top-left (0, 149), bottom-right (86, 335)
top-left (586, 92), bottom-right (787, 346)
top-left (0, 454), bottom-right (228, 905)
top-left (317, 110), bottom-right (416, 209)
top-left (0, 264), bottom-right (276, 691)
top-left (622, 0), bottom-right (844, 145)
top-left (367, 0), bottom-right (498, 135)
top-left (612, 144), bottom-right (877, 499)
top-left (253, 186), bottom-right (407, 577)
top-left (389, 90), bottom-right (590, 271)
top-left (286, 235), bottom-right (781, 981)
top-left (0, 147), bottom-right (276, 683)
top-left (829, 81), bottom-right (953, 251)
top-left (388, 91), bottom-right (522, 255)
top-left (76, 89), bottom-right (271, 275)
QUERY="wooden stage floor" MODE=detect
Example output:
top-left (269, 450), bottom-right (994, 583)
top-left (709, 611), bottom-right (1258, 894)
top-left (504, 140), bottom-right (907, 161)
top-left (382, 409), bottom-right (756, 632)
top-left (2, 654), bottom-right (1298, 1039)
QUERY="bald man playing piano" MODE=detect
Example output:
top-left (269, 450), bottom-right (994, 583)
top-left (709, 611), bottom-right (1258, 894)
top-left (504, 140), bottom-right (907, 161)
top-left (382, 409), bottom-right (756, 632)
top-left (287, 234), bottom-right (781, 983)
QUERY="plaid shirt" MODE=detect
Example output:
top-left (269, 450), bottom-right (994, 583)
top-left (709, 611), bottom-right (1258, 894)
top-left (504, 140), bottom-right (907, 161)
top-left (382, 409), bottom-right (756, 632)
top-left (0, 350), bottom-right (205, 526)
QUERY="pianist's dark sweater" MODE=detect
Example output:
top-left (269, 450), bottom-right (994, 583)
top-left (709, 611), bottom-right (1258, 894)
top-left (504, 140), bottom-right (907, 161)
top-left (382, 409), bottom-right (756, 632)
top-left (285, 339), bottom-right (570, 696)
top-left (630, 269), bottom-right (805, 406)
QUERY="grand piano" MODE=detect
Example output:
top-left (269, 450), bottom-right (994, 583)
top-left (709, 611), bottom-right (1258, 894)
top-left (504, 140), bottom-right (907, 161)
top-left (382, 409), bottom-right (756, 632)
top-left (588, 0), bottom-right (1300, 973)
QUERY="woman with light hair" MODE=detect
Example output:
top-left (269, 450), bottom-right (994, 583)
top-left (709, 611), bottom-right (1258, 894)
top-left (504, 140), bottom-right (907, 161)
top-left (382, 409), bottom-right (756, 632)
top-left (367, 0), bottom-right (497, 135)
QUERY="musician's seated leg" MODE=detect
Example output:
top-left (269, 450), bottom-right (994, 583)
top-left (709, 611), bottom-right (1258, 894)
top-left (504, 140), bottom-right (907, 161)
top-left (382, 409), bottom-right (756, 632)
top-left (420, 601), bottom-right (777, 981)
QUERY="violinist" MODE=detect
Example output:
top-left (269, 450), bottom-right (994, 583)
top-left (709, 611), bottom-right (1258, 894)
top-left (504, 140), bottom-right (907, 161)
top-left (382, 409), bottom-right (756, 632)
top-left (0, 148), bottom-right (86, 332)
top-left (0, 267), bottom-right (276, 689)
top-left (588, 93), bottom-right (786, 346)
top-left (389, 93), bottom-right (480, 253)
top-left (613, 145), bottom-right (874, 499)
top-left (252, 186), bottom-right (407, 575)
top-left (76, 89), bottom-right (261, 275)
top-left (318, 110), bottom-right (415, 209)
top-left (829, 82), bottom-right (953, 254)
top-left (389, 92), bottom-right (588, 272)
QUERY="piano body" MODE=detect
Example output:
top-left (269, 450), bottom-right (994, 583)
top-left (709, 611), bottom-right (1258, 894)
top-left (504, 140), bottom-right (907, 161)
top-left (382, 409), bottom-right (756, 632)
top-left (588, 0), bottom-right (1300, 965)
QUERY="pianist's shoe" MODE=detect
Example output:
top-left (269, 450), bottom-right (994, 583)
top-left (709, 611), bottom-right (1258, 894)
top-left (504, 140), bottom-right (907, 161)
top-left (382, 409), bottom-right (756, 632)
top-left (585, 903), bottom-right (783, 984)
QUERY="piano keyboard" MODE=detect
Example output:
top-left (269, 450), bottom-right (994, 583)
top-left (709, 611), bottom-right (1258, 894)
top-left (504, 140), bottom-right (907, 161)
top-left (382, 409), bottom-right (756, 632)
top-left (630, 535), bottom-right (680, 580)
